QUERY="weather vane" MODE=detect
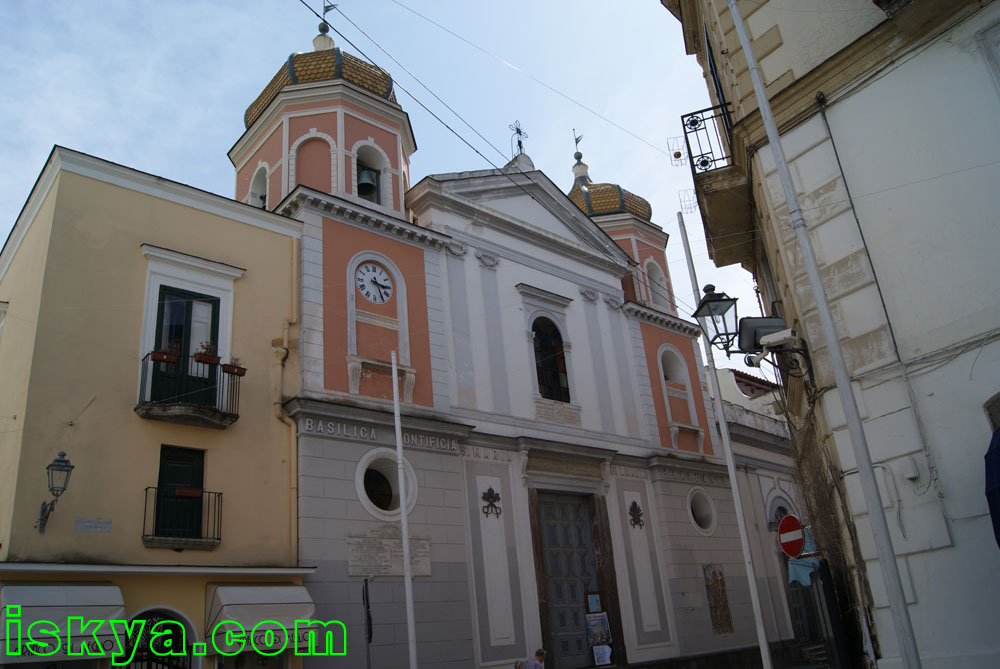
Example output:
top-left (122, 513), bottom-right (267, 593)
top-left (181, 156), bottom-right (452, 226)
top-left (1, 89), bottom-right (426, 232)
top-left (319, 2), bottom-right (337, 31)
top-left (509, 120), bottom-right (528, 157)
top-left (573, 129), bottom-right (583, 160)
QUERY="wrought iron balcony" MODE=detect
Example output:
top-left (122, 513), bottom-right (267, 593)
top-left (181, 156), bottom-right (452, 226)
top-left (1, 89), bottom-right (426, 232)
top-left (680, 103), bottom-right (753, 267)
top-left (681, 104), bottom-right (733, 174)
top-left (141, 486), bottom-right (222, 550)
top-left (134, 352), bottom-right (243, 429)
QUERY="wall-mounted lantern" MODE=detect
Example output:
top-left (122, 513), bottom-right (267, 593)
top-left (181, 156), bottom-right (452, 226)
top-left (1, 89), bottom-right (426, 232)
top-left (37, 451), bottom-right (74, 533)
top-left (693, 285), bottom-right (814, 387)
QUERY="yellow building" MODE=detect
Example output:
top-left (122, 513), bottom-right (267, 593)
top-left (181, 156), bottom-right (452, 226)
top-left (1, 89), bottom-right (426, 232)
top-left (0, 147), bottom-right (321, 668)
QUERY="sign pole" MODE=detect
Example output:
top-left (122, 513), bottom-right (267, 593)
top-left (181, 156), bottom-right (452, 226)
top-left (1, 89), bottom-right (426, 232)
top-left (392, 351), bottom-right (418, 669)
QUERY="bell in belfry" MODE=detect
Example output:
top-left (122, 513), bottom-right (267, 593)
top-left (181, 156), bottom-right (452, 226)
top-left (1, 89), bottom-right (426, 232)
top-left (358, 166), bottom-right (378, 200)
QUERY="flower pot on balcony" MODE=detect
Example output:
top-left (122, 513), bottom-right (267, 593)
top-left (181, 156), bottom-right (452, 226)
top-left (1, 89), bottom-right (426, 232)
top-left (193, 352), bottom-right (221, 365)
top-left (151, 350), bottom-right (179, 363)
top-left (221, 363), bottom-right (246, 377)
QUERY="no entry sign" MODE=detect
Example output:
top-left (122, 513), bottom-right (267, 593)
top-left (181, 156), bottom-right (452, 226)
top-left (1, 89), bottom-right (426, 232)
top-left (778, 514), bottom-right (805, 558)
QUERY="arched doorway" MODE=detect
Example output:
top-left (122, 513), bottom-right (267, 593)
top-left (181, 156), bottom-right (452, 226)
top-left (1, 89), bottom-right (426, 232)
top-left (123, 609), bottom-right (192, 669)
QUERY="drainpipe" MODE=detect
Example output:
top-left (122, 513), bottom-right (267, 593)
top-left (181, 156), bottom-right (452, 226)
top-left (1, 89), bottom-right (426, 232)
top-left (274, 238), bottom-right (300, 566)
top-left (726, 1), bottom-right (921, 665)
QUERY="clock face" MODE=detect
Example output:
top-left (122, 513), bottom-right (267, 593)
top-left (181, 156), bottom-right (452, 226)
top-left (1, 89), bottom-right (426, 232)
top-left (355, 262), bottom-right (394, 304)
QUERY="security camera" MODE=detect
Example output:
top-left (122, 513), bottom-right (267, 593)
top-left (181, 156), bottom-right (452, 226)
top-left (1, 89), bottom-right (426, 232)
top-left (759, 328), bottom-right (798, 348)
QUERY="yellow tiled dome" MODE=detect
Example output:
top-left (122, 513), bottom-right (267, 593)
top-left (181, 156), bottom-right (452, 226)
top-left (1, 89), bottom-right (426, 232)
top-left (568, 175), bottom-right (653, 221)
top-left (244, 47), bottom-right (395, 128)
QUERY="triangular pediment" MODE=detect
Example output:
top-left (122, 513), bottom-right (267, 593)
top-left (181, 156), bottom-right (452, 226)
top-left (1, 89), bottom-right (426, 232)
top-left (407, 165), bottom-right (631, 271)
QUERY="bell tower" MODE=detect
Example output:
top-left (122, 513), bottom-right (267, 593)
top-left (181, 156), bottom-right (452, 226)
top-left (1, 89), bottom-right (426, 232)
top-left (228, 21), bottom-right (415, 215)
top-left (567, 152), bottom-right (676, 314)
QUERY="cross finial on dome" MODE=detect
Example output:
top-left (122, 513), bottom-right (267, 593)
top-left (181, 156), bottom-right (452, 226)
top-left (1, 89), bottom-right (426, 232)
top-left (509, 120), bottom-right (528, 157)
top-left (571, 129), bottom-right (590, 182)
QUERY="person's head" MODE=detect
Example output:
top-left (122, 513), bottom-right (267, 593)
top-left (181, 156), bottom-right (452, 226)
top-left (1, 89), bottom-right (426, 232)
top-left (535, 649), bottom-right (546, 660)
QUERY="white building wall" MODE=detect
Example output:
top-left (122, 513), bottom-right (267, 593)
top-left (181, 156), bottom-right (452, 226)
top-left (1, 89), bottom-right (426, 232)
top-left (747, 4), bottom-right (1000, 666)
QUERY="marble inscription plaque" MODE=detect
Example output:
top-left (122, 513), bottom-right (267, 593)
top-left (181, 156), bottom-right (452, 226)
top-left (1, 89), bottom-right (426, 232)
top-left (347, 536), bottom-right (431, 576)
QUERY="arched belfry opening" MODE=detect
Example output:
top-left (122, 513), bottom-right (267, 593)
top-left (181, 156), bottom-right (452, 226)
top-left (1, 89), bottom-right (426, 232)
top-left (356, 144), bottom-right (386, 205)
top-left (249, 166), bottom-right (267, 208)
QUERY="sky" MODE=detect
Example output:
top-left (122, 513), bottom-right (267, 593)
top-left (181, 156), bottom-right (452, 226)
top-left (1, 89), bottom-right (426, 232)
top-left (0, 0), bottom-right (767, 374)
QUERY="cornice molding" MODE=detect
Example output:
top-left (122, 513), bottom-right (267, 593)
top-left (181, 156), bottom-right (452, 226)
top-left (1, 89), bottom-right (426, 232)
top-left (141, 244), bottom-right (246, 280)
top-left (229, 78), bottom-right (415, 164)
top-left (0, 563), bottom-right (313, 575)
top-left (2, 147), bottom-right (303, 284)
top-left (623, 301), bottom-right (701, 337)
top-left (727, 0), bottom-right (980, 156)
top-left (278, 188), bottom-right (450, 250)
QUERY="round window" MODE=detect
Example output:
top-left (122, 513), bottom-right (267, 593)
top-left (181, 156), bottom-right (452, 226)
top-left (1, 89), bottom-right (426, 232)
top-left (364, 469), bottom-right (394, 510)
top-left (687, 487), bottom-right (717, 535)
top-left (355, 448), bottom-right (417, 521)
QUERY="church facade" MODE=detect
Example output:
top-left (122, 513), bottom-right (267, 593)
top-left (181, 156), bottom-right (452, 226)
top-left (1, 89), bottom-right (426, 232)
top-left (233, 29), bottom-right (801, 668)
top-left (0, 25), bottom-right (807, 669)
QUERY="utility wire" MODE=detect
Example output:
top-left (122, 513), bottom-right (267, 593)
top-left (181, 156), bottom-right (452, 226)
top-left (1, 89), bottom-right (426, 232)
top-left (387, 0), bottom-right (671, 158)
top-left (332, 5), bottom-right (509, 164)
top-left (295, 0), bottom-right (630, 265)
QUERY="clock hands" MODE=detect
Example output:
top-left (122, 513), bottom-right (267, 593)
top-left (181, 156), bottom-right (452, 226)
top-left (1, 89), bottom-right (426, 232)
top-left (370, 277), bottom-right (390, 302)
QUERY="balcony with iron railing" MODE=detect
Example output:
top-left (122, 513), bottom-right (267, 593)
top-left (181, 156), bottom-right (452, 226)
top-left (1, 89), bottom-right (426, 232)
top-left (681, 103), bottom-right (754, 268)
top-left (134, 353), bottom-right (244, 429)
top-left (141, 486), bottom-right (222, 550)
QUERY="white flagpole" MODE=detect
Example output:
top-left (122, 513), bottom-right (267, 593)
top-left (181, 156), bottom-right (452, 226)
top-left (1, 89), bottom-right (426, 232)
top-left (678, 211), bottom-right (772, 668)
top-left (391, 350), bottom-right (418, 668)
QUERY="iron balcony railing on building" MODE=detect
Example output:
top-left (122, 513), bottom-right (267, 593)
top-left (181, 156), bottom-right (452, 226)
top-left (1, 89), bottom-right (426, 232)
top-left (142, 486), bottom-right (222, 550)
top-left (681, 103), bottom-right (734, 174)
top-left (134, 352), bottom-right (243, 428)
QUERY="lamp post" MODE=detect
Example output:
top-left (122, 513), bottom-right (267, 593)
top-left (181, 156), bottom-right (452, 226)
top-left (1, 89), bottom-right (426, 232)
top-left (678, 212), bottom-right (772, 669)
top-left (38, 451), bottom-right (74, 533)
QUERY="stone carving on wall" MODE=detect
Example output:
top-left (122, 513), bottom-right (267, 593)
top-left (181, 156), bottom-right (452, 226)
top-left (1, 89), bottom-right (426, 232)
top-left (579, 286), bottom-right (599, 302)
top-left (612, 465), bottom-right (649, 480)
top-left (603, 294), bottom-right (624, 309)
top-left (475, 249), bottom-right (499, 268)
top-left (481, 487), bottom-right (502, 518)
top-left (446, 241), bottom-right (467, 257)
top-left (657, 467), bottom-right (728, 487)
top-left (461, 445), bottom-right (514, 462)
top-left (628, 500), bottom-right (645, 529)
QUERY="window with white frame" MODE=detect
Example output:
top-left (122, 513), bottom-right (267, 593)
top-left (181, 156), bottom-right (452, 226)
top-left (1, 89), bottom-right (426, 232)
top-left (140, 245), bottom-right (244, 396)
top-left (532, 316), bottom-right (570, 402)
top-left (516, 283), bottom-right (575, 405)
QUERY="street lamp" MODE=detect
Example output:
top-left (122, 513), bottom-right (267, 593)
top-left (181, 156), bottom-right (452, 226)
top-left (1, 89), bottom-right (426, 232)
top-left (693, 285), bottom-right (815, 387)
top-left (38, 451), bottom-right (74, 533)
top-left (692, 284), bottom-right (738, 353)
